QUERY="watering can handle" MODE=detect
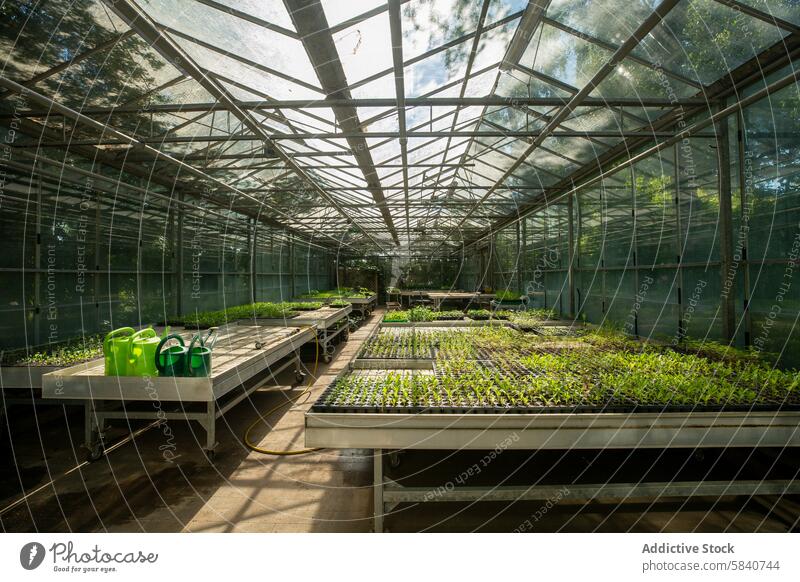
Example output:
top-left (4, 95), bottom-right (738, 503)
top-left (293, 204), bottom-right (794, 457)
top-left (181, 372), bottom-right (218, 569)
top-left (205, 327), bottom-right (219, 351)
top-left (186, 334), bottom-right (204, 377)
top-left (155, 333), bottom-right (185, 373)
top-left (104, 327), bottom-right (135, 353)
top-left (130, 327), bottom-right (157, 342)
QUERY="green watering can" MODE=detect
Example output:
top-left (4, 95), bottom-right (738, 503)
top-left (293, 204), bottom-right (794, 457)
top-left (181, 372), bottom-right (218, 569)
top-left (128, 327), bottom-right (169, 377)
top-left (187, 328), bottom-right (218, 377)
top-left (155, 333), bottom-right (189, 377)
top-left (154, 328), bottom-right (218, 377)
top-left (104, 327), bottom-right (136, 376)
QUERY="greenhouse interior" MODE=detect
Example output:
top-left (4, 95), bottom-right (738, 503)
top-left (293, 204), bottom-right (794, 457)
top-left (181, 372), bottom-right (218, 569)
top-left (0, 0), bottom-right (799, 535)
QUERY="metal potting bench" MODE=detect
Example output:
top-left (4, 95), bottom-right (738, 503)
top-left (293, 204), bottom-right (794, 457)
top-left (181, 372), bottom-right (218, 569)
top-left (306, 321), bottom-right (800, 531)
top-left (293, 294), bottom-right (377, 320)
top-left (306, 406), bottom-right (800, 532)
top-left (343, 293), bottom-right (378, 320)
top-left (427, 291), bottom-right (495, 310)
top-left (42, 325), bottom-right (315, 460)
top-left (246, 305), bottom-right (352, 363)
top-left (0, 365), bottom-right (78, 424)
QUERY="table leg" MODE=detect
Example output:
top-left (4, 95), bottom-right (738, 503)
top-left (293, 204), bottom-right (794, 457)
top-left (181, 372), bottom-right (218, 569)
top-left (374, 448), bottom-right (384, 533)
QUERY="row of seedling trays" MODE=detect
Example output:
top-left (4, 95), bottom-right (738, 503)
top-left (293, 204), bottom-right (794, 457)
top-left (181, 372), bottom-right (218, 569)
top-left (313, 364), bottom-right (800, 415)
top-left (314, 323), bottom-right (800, 415)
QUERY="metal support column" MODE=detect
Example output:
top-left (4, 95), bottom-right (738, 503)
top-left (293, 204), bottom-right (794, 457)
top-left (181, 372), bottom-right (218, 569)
top-left (736, 110), bottom-right (753, 346)
top-left (630, 166), bottom-right (639, 336)
top-left (674, 143), bottom-right (685, 340)
top-left (373, 448), bottom-right (384, 533)
top-left (250, 217), bottom-right (257, 303)
top-left (717, 112), bottom-right (736, 343)
top-left (288, 234), bottom-right (295, 299)
top-left (521, 216), bottom-right (528, 298)
top-left (176, 193), bottom-right (184, 316)
top-left (93, 187), bottom-right (101, 328)
top-left (33, 173), bottom-right (42, 345)
top-left (515, 220), bottom-right (522, 294)
top-left (567, 194), bottom-right (576, 317)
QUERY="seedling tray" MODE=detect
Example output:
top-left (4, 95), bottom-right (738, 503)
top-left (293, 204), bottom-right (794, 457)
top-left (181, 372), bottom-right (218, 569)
top-left (244, 305), bottom-right (352, 330)
top-left (312, 365), bottom-right (800, 415)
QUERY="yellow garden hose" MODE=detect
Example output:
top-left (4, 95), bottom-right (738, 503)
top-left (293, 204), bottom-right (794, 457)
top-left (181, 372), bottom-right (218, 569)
top-left (243, 334), bottom-right (323, 456)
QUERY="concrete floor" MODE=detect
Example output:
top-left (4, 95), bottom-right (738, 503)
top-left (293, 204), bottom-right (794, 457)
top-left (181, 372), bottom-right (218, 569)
top-left (1, 309), bottom-right (798, 533)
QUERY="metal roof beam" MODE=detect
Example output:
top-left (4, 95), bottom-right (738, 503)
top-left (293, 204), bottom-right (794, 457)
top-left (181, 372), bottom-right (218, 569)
top-left (388, 0), bottom-right (411, 245)
top-left (284, 0), bottom-right (399, 245)
top-left (19, 129), bottom-right (716, 147)
top-left (4, 96), bottom-right (712, 119)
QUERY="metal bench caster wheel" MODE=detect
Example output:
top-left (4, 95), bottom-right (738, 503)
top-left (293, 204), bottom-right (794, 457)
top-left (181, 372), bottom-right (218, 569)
top-left (349, 323), bottom-right (358, 333)
top-left (86, 443), bottom-right (104, 463)
top-left (342, 330), bottom-right (350, 341)
top-left (295, 372), bottom-right (307, 385)
top-left (205, 449), bottom-right (217, 462)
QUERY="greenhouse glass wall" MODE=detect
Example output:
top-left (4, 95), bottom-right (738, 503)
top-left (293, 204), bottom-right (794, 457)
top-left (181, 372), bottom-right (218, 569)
top-left (461, 74), bottom-right (800, 365)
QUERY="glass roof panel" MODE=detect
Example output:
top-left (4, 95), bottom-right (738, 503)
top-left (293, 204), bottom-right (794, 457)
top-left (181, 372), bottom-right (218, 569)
top-left (401, 0), bottom-right (484, 61)
top-left (140, 0), bottom-right (319, 87)
top-left (152, 78), bottom-right (214, 105)
top-left (634, 0), bottom-right (788, 86)
top-left (211, 0), bottom-right (297, 32)
top-left (177, 39), bottom-right (324, 100)
top-left (47, 34), bottom-right (175, 109)
top-left (735, 0), bottom-right (800, 26)
top-left (495, 67), bottom-right (573, 99)
top-left (472, 19), bottom-right (516, 72)
top-left (350, 72), bottom-right (396, 99)
top-left (405, 37), bottom-right (474, 96)
top-left (332, 12), bottom-right (393, 86)
top-left (591, 56), bottom-right (699, 99)
top-left (464, 67), bottom-right (500, 97)
top-left (547, 0), bottom-right (660, 46)
top-left (321, 0), bottom-right (387, 27)
top-left (487, 0), bottom-right (528, 26)
top-left (518, 21), bottom-right (609, 91)
top-left (0, 0), bottom-right (126, 81)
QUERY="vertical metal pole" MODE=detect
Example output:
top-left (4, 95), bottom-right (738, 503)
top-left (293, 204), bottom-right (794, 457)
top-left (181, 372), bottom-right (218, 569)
top-left (288, 234), bottom-right (295, 299)
top-left (205, 401), bottom-right (216, 452)
top-left (630, 166), bottom-right (639, 336)
top-left (515, 220), bottom-right (522, 294)
top-left (176, 193), bottom-right (184, 316)
top-left (33, 173), bottom-right (42, 346)
top-left (168, 197), bottom-right (176, 316)
top-left (521, 215), bottom-right (528, 296)
top-left (94, 188), bottom-right (101, 327)
top-left (674, 142), bottom-right (684, 340)
top-left (567, 194), bottom-right (576, 317)
top-left (717, 113), bottom-right (736, 343)
top-left (373, 448), bottom-right (384, 533)
top-left (737, 110), bottom-right (752, 346)
top-left (250, 217), bottom-right (257, 303)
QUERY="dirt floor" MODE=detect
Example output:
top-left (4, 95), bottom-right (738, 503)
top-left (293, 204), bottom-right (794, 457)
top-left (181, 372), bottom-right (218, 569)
top-left (1, 310), bottom-right (798, 533)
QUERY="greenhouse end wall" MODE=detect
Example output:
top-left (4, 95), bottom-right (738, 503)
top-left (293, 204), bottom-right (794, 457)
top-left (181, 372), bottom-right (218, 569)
top-left (461, 78), bottom-right (800, 367)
